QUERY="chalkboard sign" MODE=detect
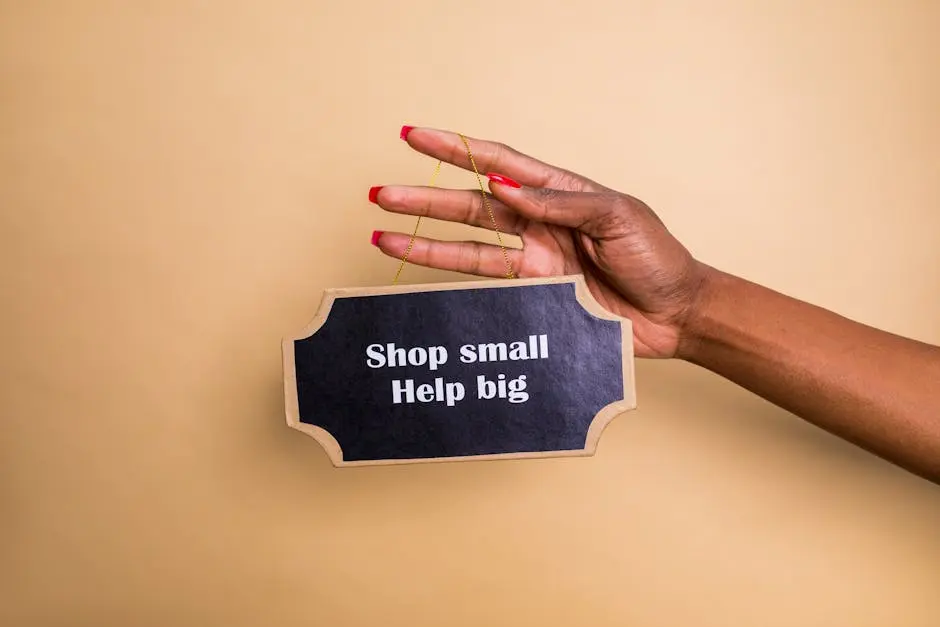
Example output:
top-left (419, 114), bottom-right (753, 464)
top-left (282, 275), bottom-right (636, 466)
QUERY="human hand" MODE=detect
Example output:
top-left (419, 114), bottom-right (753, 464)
top-left (369, 127), bottom-right (711, 359)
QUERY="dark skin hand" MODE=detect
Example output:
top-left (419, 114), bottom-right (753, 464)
top-left (371, 127), bottom-right (940, 483)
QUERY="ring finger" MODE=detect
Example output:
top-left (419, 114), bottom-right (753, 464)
top-left (373, 233), bottom-right (525, 279)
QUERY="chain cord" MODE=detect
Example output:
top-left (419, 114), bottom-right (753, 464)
top-left (392, 133), bottom-right (515, 283)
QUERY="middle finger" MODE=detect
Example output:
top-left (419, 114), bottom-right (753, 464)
top-left (371, 185), bottom-right (526, 235)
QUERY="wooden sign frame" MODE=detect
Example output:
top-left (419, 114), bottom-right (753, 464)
top-left (282, 274), bottom-right (636, 466)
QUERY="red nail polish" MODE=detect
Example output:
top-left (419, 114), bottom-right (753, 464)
top-left (370, 230), bottom-right (383, 247)
top-left (486, 172), bottom-right (521, 188)
top-left (400, 125), bottom-right (414, 141)
top-left (368, 186), bottom-right (383, 204)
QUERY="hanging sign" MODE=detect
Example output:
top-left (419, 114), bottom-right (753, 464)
top-left (282, 132), bottom-right (636, 465)
top-left (282, 275), bottom-right (636, 466)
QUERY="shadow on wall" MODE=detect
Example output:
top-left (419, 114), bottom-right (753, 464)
top-left (632, 358), bottom-right (898, 482)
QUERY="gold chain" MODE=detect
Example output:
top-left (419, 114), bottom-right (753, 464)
top-left (392, 160), bottom-right (441, 284)
top-left (393, 133), bottom-right (515, 283)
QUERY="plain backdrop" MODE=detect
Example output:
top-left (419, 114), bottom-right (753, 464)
top-left (1, 1), bottom-right (939, 625)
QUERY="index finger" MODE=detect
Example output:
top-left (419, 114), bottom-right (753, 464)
top-left (400, 126), bottom-right (608, 193)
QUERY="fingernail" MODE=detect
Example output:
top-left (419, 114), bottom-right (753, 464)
top-left (368, 186), bottom-right (383, 204)
top-left (370, 230), bottom-right (383, 247)
top-left (400, 125), bottom-right (414, 141)
top-left (486, 172), bottom-right (521, 188)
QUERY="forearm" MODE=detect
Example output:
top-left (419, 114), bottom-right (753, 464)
top-left (679, 267), bottom-right (940, 482)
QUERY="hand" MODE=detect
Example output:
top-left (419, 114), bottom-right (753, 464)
top-left (370, 127), bottom-right (711, 359)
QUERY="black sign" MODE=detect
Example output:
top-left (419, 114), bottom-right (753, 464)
top-left (282, 275), bottom-right (636, 465)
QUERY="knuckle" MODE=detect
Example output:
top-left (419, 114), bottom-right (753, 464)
top-left (489, 141), bottom-right (507, 168)
top-left (599, 211), bottom-right (631, 236)
top-left (547, 169), bottom-right (582, 191)
top-left (471, 243), bottom-right (483, 274)
top-left (470, 191), bottom-right (487, 222)
top-left (534, 187), bottom-right (562, 204)
top-left (611, 193), bottom-right (636, 214)
top-left (590, 194), bottom-right (634, 236)
top-left (493, 141), bottom-right (512, 154)
top-left (455, 243), bottom-right (473, 273)
top-left (532, 188), bottom-right (562, 217)
top-left (425, 240), bottom-right (442, 265)
top-left (449, 140), bottom-right (467, 165)
top-left (460, 243), bottom-right (482, 274)
top-left (490, 141), bottom-right (519, 170)
top-left (420, 193), bottom-right (435, 217)
top-left (392, 187), bottom-right (431, 216)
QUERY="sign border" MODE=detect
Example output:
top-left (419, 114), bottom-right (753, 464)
top-left (282, 274), bottom-right (636, 466)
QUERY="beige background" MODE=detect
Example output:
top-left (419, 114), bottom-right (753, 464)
top-left (2, 1), bottom-right (939, 625)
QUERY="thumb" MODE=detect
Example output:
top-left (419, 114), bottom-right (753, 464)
top-left (486, 174), bottom-right (622, 238)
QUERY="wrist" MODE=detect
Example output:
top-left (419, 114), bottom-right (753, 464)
top-left (674, 264), bottom-right (735, 362)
